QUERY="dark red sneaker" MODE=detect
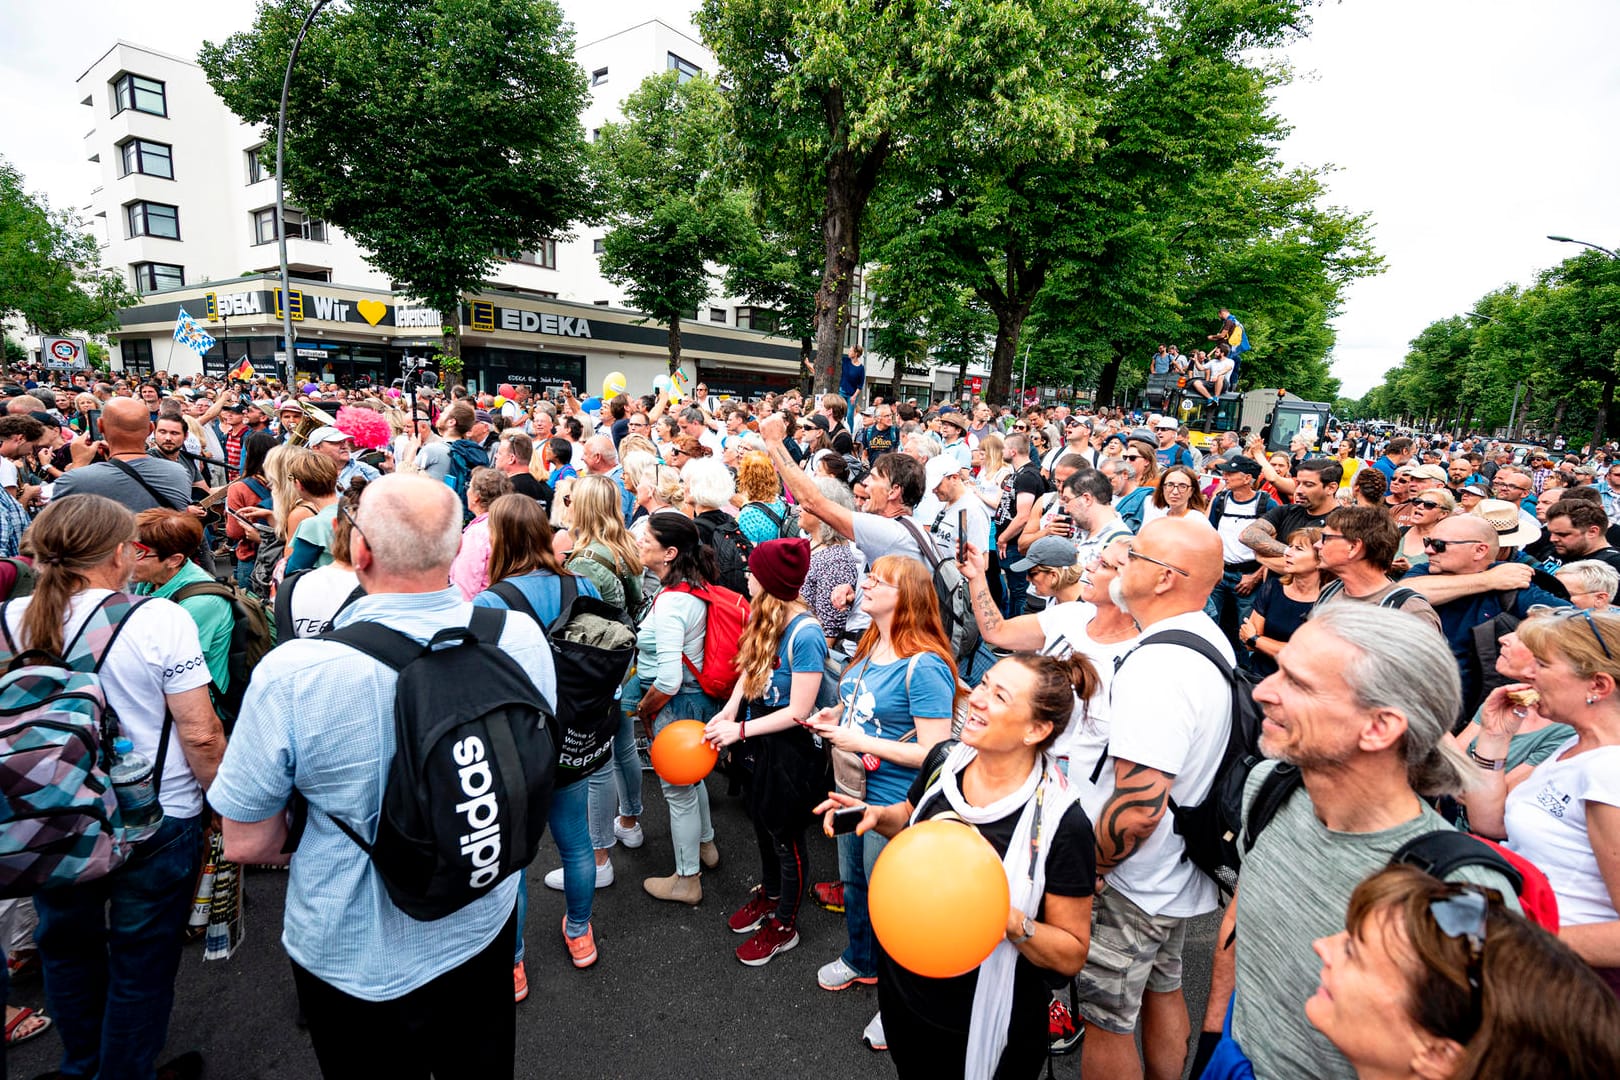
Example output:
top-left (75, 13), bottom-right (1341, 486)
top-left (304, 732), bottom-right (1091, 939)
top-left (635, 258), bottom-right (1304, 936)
top-left (736, 918), bottom-right (800, 967)
top-left (812, 880), bottom-right (844, 913)
top-left (728, 885), bottom-right (780, 934)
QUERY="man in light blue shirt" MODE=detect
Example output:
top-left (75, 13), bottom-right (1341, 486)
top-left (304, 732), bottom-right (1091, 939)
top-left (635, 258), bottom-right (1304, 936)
top-left (307, 424), bottom-right (380, 493)
top-left (211, 474), bottom-right (555, 1077)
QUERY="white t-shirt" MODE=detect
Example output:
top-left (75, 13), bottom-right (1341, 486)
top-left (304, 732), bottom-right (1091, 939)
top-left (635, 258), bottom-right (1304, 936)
top-left (1505, 738), bottom-right (1620, 925)
top-left (851, 511), bottom-right (931, 566)
top-left (284, 564), bottom-right (363, 639)
top-left (1208, 356), bottom-right (1235, 381)
top-left (1036, 601), bottom-right (1138, 809)
top-left (0, 458), bottom-right (16, 491)
top-left (1211, 490), bottom-right (1271, 565)
top-left (1093, 610), bottom-right (1233, 917)
top-left (4, 590), bottom-right (212, 818)
top-left (916, 493), bottom-right (990, 562)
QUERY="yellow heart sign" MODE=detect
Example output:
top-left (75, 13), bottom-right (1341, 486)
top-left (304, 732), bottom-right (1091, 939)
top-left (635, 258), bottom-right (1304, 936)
top-left (356, 299), bottom-right (388, 326)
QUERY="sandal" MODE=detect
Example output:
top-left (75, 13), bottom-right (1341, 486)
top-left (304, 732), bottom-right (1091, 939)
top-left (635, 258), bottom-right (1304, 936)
top-left (6, 1006), bottom-right (52, 1047)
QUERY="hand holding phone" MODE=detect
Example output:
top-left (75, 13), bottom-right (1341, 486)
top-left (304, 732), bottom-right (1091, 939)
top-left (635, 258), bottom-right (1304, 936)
top-left (956, 509), bottom-right (967, 563)
top-left (830, 807), bottom-right (865, 835)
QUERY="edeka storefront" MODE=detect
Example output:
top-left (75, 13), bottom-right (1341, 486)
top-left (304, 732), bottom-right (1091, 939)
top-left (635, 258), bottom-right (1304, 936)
top-left (110, 275), bottom-right (806, 399)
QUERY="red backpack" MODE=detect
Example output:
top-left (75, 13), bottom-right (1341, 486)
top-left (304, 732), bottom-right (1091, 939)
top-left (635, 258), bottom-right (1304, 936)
top-left (1391, 830), bottom-right (1560, 932)
top-left (664, 582), bottom-right (750, 700)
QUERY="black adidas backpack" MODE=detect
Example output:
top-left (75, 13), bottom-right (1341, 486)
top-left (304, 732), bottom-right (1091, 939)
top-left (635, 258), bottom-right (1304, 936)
top-left (321, 608), bottom-right (558, 921)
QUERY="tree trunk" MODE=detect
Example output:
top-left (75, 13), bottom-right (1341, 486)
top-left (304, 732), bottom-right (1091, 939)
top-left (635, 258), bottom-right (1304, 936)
top-left (666, 316), bottom-right (682, 376)
top-left (811, 129), bottom-right (890, 395)
top-left (889, 352), bottom-right (907, 402)
top-left (1095, 354), bottom-right (1124, 408)
top-left (800, 337), bottom-right (814, 396)
top-left (987, 302), bottom-right (1032, 407)
top-left (957, 351), bottom-right (970, 401)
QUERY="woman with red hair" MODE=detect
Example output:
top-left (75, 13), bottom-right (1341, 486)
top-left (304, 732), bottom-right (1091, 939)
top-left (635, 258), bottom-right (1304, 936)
top-left (806, 554), bottom-right (960, 1050)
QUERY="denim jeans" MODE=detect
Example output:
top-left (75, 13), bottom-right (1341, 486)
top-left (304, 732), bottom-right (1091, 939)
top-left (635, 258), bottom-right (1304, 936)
top-left (836, 828), bottom-right (890, 978)
top-left (1001, 563), bottom-right (1029, 618)
top-left (515, 778), bottom-right (594, 961)
top-left (1204, 568), bottom-right (1258, 648)
top-left (233, 554), bottom-right (254, 592)
top-left (587, 706), bottom-right (645, 851)
top-left (652, 691), bottom-right (716, 877)
top-left (34, 812), bottom-right (204, 1080)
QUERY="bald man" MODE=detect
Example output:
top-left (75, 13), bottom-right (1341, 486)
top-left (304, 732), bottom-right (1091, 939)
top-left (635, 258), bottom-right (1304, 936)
top-left (212, 472), bottom-right (557, 1073)
top-left (1398, 512), bottom-right (1570, 720)
top-left (1077, 517), bottom-right (1231, 1080)
top-left (54, 396), bottom-right (195, 516)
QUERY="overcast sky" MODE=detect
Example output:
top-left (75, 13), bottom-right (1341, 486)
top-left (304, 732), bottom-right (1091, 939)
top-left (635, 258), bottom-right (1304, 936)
top-left (3, 0), bottom-right (1616, 398)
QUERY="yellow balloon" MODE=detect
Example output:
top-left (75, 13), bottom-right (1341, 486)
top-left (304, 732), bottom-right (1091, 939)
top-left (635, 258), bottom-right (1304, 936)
top-left (602, 371), bottom-right (627, 400)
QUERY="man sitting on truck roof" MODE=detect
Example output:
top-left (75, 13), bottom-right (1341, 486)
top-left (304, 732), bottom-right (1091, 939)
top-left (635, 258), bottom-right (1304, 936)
top-left (1191, 345), bottom-right (1235, 402)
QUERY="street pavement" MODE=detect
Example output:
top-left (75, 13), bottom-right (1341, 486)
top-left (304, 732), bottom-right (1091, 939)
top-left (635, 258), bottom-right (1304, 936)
top-left (6, 774), bottom-right (1218, 1079)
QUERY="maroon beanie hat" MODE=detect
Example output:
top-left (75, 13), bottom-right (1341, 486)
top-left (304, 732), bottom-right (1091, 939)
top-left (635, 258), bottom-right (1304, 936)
top-left (749, 537), bottom-right (811, 600)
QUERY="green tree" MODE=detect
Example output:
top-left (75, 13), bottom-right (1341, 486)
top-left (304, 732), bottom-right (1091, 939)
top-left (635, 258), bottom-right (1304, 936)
top-left (698, 0), bottom-right (1095, 393)
top-left (593, 71), bottom-right (756, 374)
top-left (0, 158), bottom-right (134, 336)
top-left (199, 0), bottom-right (594, 355)
top-left (1534, 251), bottom-right (1620, 445)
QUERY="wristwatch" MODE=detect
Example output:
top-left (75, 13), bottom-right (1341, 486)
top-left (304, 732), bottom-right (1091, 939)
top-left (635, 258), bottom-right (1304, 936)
top-left (1009, 915), bottom-right (1036, 945)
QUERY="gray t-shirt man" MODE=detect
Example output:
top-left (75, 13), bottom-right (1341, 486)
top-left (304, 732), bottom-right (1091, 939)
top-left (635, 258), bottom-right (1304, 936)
top-left (52, 456), bottom-right (194, 513)
top-left (1231, 760), bottom-right (1519, 1080)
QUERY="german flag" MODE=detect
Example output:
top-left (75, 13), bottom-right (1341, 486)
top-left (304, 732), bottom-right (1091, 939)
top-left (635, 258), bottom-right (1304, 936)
top-left (228, 357), bottom-right (255, 382)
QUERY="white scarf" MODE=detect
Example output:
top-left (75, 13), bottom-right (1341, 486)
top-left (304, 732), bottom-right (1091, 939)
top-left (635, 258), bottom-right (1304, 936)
top-left (910, 742), bottom-right (1080, 1080)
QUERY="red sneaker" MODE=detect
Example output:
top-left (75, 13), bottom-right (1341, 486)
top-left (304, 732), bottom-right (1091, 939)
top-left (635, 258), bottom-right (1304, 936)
top-left (736, 918), bottom-right (800, 967)
top-left (1049, 997), bottom-right (1082, 1054)
top-left (812, 880), bottom-right (845, 913)
top-left (728, 885), bottom-right (780, 935)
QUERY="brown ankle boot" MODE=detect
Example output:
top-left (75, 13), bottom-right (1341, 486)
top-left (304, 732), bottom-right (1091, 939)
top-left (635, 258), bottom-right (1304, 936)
top-left (643, 873), bottom-right (703, 906)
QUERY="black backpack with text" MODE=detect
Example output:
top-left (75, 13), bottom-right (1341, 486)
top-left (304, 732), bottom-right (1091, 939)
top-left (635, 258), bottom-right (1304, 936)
top-left (319, 608), bottom-right (557, 921)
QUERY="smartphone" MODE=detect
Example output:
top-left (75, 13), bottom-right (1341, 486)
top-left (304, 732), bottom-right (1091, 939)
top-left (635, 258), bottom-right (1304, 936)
top-left (956, 509), bottom-right (967, 562)
top-left (831, 807), bottom-right (865, 835)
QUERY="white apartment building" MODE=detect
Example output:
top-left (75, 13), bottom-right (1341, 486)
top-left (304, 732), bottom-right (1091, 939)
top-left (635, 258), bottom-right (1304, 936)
top-left (74, 23), bottom-right (939, 401)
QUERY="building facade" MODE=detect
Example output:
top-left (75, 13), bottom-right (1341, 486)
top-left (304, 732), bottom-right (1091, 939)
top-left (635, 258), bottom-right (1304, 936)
top-left (73, 24), bottom-right (939, 401)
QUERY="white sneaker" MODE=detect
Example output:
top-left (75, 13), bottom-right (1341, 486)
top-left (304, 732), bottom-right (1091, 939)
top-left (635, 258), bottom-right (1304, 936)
top-left (544, 858), bottom-right (614, 891)
top-left (863, 1011), bottom-right (887, 1051)
top-left (817, 955), bottom-right (878, 991)
top-left (614, 817), bottom-right (645, 849)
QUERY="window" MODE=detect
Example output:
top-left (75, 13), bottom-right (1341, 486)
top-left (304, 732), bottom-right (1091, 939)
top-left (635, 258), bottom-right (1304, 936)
top-left (245, 147), bottom-right (267, 184)
top-left (121, 338), bottom-right (155, 375)
top-left (591, 128), bottom-right (603, 142)
top-left (593, 300), bottom-right (610, 306)
top-left (504, 240), bottom-right (557, 269)
top-left (593, 238), bottom-right (606, 254)
top-left (735, 306), bottom-right (779, 333)
top-left (591, 67), bottom-right (609, 86)
top-left (253, 207), bottom-right (327, 245)
top-left (667, 53), bottom-right (701, 83)
top-left (118, 139), bottom-right (172, 179)
top-left (709, 307), bottom-right (727, 323)
top-left (291, 268), bottom-right (332, 283)
top-left (131, 262), bottom-right (184, 295)
top-left (126, 201), bottom-right (179, 240)
top-left (112, 73), bottom-right (166, 117)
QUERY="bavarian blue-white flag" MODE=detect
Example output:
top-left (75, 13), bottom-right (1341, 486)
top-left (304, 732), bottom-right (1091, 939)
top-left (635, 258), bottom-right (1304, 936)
top-left (173, 307), bottom-right (217, 357)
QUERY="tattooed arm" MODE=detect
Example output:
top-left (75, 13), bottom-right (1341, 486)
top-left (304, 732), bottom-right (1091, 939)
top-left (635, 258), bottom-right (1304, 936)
top-left (958, 542), bottom-right (1045, 651)
top-left (1238, 518), bottom-right (1288, 573)
top-left (1093, 760), bottom-right (1176, 875)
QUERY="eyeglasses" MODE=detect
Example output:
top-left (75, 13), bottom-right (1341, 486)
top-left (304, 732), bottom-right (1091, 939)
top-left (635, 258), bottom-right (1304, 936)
top-left (1410, 499), bottom-right (1446, 510)
top-left (1160, 481), bottom-right (1193, 491)
top-left (1426, 885), bottom-right (1492, 1041)
top-left (1317, 531), bottom-right (1350, 545)
top-left (1421, 537), bottom-right (1485, 554)
top-left (1013, 424), bottom-right (1028, 431)
top-left (129, 541), bottom-right (155, 561)
top-left (1122, 454), bottom-right (1144, 462)
top-left (1536, 605), bottom-right (1615, 659)
top-left (1125, 548), bottom-right (1189, 577)
top-left (861, 573), bottom-right (898, 590)
top-left (337, 502), bottom-right (366, 549)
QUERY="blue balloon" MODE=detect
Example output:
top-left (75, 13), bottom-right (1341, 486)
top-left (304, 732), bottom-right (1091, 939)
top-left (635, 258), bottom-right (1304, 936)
top-left (582, 396), bottom-right (603, 413)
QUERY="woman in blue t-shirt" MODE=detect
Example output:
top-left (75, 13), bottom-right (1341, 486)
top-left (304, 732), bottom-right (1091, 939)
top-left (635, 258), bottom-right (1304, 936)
top-left (705, 538), bottom-right (827, 967)
top-left (472, 494), bottom-right (603, 993)
top-left (806, 554), bottom-right (959, 1022)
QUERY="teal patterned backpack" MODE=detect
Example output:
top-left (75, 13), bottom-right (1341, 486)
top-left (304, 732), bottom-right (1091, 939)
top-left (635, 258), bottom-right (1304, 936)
top-left (0, 593), bottom-right (153, 897)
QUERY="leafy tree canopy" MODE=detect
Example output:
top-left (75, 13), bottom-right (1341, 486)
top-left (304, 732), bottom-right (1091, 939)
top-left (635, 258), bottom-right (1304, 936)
top-left (0, 158), bottom-right (135, 336)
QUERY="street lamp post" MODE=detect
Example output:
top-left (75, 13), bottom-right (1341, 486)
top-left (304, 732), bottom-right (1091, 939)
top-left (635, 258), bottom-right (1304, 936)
top-left (276, 0), bottom-right (333, 389)
top-left (1548, 235), bottom-right (1620, 259)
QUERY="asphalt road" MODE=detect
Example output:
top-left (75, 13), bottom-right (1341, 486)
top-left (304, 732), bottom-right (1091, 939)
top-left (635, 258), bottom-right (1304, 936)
top-left (6, 775), bottom-right (1218, 1080)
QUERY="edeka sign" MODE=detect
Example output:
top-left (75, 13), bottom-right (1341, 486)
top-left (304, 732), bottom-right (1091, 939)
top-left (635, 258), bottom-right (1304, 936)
top-left (468, 300), bottom-right (592, 339)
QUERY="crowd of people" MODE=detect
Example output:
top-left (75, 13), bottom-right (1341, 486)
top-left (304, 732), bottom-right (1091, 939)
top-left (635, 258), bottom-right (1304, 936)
top-left (0, 356), bottom-right (1619, 1080)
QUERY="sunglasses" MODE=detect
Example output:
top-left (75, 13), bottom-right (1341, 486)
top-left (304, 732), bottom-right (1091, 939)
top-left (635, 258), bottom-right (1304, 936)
top-left (1421, 537), bottom-right (1484, 554)
top-left (1126, 548), bottom-right (1189, 577)
top-left (1013, 424), bottom-right (1028, 431)
top-left (1122, 454), bottom-right (1144, 462)
top-left (1409, 499), bottom-right (1446, 510)
top-left (1426, 885), bottom-right (1493, 1041)
top-left (1536, 605), bottom-right (1615, 659)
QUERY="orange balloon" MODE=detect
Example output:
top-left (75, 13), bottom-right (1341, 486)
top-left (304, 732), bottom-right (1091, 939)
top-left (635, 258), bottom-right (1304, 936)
top-left (869, 819), bottom-right (1011, 978)
top-left (649, 720), bottom-right (718, 785)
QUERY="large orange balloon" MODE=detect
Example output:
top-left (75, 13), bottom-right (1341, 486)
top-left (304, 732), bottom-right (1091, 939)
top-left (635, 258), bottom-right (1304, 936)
top-left (870, 819), bottom-right (1011, 978)
top-left (649, 720), bottom-right (718, 785)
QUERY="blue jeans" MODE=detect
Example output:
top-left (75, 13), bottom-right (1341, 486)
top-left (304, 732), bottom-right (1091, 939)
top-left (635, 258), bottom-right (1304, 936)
top-left (837, 828), bottom-right (890, 978)
top-left (515, 778), bottom-right (594, 961)
top-left (1001, 563), bottom-right (1029, 618)
top-left (233, 554), bottom-right (254, 592)
top-left (1204, 568), bottom-right (1258, 646)
top-left (967, 639), bottom-right (1000, 687)
top-left (652, 690), bottom-right (716, 877)
top-left (34, 812), bottom-right (204, 1080)
top-left (587, 706), bottom-right (644, 851)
